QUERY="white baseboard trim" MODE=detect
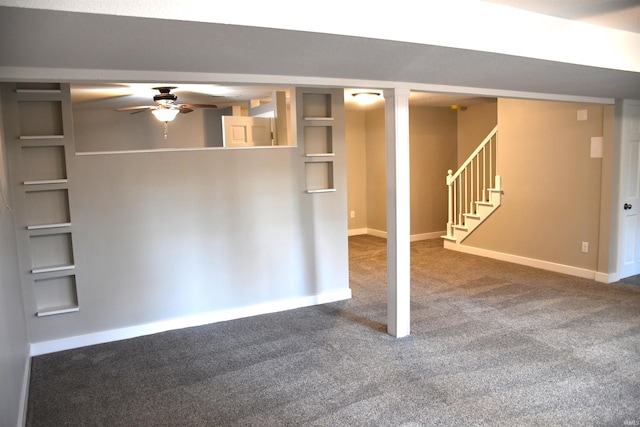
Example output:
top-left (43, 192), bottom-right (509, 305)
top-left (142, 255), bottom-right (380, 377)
top-left (18, 346), bottom-right (30, 427)
top-left (347, 228), bottom-right (368, 236)
top-left (366, 228), bottom-right (387, 239)
top-left (410, 231), bottom-right (447, 242)
top-left (444, 240), bottom-right (602, 281)
top-left (596, 271), bottom-right (619, 284)
top-left (348, 228), bottom-right (445, 242)
top-left (30, 289), bottom-right (352, 356)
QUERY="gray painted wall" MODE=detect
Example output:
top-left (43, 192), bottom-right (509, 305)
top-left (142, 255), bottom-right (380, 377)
top-left (25, 88), bottom-right (350, 344)
top-left (0, 94), bottom-right (29, 427)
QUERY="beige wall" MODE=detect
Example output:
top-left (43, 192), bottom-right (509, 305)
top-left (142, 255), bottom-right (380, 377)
top-left (464, 98), bottom-right (606, 270)
top-left (457, 101), bottom-right (498, 164)
top-left (409, 106), bottom-right (457, 235)
top-left (345, 110), bottom-right (367, 230)
top-left (357, 105), bottom-right (457, 235)
top-left (365, 108), bottom-right (387, 232)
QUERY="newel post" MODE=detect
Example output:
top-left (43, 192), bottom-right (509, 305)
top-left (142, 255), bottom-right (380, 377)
top-left (446, 169), bottom-right (453, 238)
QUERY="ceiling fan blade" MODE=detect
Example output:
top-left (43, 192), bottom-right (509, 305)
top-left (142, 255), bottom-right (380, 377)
top-left (115, 105), bottom-right (155, 111)
top-left (178, 107), bottom-right (194, 114)
top-left (180, 103), bottom-right (218, 109)
top-left (130, 109), bottom-right (153, 115)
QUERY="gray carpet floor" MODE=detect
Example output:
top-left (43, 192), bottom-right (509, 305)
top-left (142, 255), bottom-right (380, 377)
top-left (27, 236), bottom-right (640, 426)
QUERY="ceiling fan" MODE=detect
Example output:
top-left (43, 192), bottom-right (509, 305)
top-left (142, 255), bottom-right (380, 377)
top-left (115, 86), bottom-right (218, 122)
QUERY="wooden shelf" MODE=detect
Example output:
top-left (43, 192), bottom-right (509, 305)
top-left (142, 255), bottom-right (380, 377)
top-left (31, 264), bottom-right (75, 274)
top-left (24, 179), bottom-right (68, 186)
top-left (305, 189), bottom-right (336, 194)
top-left (304, 117), bottom-right (334, 121)
top-left (16, 89), bottom-right (62, 94)
top-left (9, 83), bottom-right (81, 319)
top-left (36, 305), bottom-right (79, 317)
top-left (305, 153), bottom-right (335, 157)
top-left (19, 135), bottom-right (64, 140)
top-left (27, 222), bottom-right (71, 230)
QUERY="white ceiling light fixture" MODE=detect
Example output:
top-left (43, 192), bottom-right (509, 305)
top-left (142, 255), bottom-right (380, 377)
top-left (115, 86), bottom-right (218, 139)
top-left (151, 107), bottom-right (180, 122)
top-left (352, 91), bottom-right (381, 105)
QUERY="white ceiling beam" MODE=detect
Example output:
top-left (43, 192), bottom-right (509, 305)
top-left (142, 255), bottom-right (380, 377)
top-left (1, 0), bottom-right (638, 72)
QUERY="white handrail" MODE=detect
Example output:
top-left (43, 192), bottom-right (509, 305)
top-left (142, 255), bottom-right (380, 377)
top-left (450, 125), bottom-right (498, 182)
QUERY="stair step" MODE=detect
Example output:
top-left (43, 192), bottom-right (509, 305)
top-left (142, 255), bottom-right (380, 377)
top-left (441, 235), bottom-right (456, 242)
top-left (453, 224), bottom-right (468, 231)
top-left (476, 201), bottom-right (494, 207)
top-left (463, 213), bottom-right (481, 219)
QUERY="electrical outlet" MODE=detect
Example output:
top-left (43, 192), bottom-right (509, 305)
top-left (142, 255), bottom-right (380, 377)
top-left (350, 211), bottom-right (355, 218)
top-left (581, 242), bottom-right (589, 253)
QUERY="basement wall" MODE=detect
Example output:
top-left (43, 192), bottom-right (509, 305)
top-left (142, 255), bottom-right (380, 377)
top-left (457, 101), bottom-right (498, 165)
top-left (0, 95), bottom-right (29, 427)
top-left (22, 89), bottom-right (351, 348)
top-left (463, 98), bottom-right (606, 271)
top-left (346, 109), bottom-right (367, 231)
top-left (364, 106), bottom-right (457, 236)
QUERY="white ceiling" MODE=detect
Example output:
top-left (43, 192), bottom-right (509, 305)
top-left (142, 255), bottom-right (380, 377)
top-left (484, 0), bottom-right (640, 33)
top-left (1, 3), bottom-right (638, 106)
top-left (64, 0), bottom-right (638, 110)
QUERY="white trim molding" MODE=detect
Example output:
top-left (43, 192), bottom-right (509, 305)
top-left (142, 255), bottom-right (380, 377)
top-left (348, 228), bottom-right (445, 242)
top-left (347, 228), bottom-right (368, 237)
top-left (30, 289), bottom-right (352, 356)
top-left (350, 230), bottom-right (620, 283)
top-left (444, 241), bottom-right (618, 282)
top-left (596, 271), bottom-right (620, 284)
top-left (366, 228), bottom-right (387, 239)
top-left (18, 346), bottom-right (31, 427)
top-left (410, 231), bottom-right (447, 242)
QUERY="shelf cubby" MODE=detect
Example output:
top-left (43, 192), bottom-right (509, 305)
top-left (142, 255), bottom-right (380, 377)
top-left (302, 93), bottom-right (332, 118)
top-left (18, 100), bottom-right (63, 137)
top-left (16, 83), bottom-right (61, 92)
top-left (304, 126), bottom-right (334, 156)
top-left (33, 274), bottom-right (79, 316)
top-left (21, 145), bottom-right (67, 182)
top-left (4, 82), bottom-right (80, 319)
top-left (30, 232), bottom-right (74, 272)
top-left (25, 189), bottom-right (70, 226)
top-left (305, 161), bottom-right (334, 192)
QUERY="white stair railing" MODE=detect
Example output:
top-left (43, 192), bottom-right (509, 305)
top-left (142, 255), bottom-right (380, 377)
top-left (445, 125), bottom-right (499, 239)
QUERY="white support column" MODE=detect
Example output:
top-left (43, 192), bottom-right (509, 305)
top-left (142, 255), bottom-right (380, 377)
top-left (384, 88), bottom-right (411, 338)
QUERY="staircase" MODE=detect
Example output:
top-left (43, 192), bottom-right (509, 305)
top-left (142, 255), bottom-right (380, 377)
top-left (442, 125), bottom-right (502, 244)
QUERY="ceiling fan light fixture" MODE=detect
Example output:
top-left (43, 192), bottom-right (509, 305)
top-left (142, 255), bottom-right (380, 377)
top-left (151, 107), bottom-right (180, 122)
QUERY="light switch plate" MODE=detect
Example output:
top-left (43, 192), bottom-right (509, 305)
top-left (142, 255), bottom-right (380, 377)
top-left (577, 110), bottom-right (588, 121)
